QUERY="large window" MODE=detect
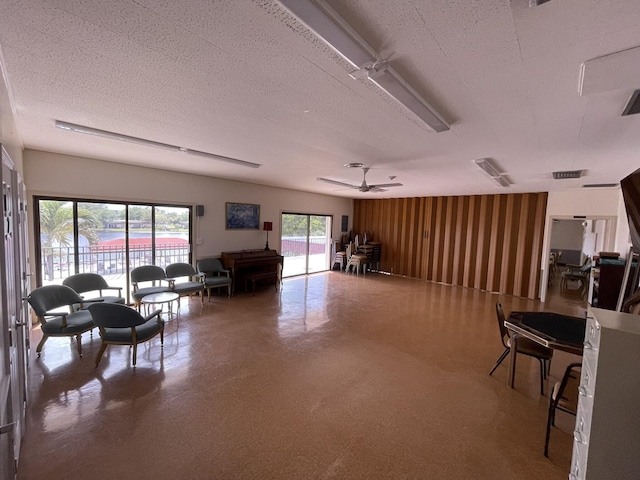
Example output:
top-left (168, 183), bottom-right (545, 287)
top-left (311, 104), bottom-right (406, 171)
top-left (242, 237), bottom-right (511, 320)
top-left (35, 197), bottom-right (191, 303)
top-left (280, 213), bottom-right (332, 277)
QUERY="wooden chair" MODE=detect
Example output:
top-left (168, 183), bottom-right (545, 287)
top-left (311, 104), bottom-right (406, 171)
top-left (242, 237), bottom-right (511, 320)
top-left (544, 362), bottom-right (581, 457)
top-left (489, 302), bottom-right (553, 395)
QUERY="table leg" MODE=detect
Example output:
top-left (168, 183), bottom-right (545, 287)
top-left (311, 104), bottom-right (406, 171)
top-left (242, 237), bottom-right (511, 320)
top-left (508, 333), bottom-right (519, 388)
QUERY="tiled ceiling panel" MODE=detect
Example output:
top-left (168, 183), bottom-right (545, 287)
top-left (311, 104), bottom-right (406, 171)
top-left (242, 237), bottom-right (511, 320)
top-left (0, 0), bottom-right (639, 197)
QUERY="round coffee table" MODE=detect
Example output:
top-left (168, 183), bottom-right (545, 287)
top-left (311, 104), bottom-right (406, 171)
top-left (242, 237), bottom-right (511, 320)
top-left (141, 292), bottom-right (179, 319)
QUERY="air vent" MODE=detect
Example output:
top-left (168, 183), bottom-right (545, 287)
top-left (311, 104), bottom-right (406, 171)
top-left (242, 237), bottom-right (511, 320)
top-left (553, 170), bottom-right (584, 179)
top-left (583, 183), bottom-right (619, 188)
top-left (622, 90), bottom-right (640, 116)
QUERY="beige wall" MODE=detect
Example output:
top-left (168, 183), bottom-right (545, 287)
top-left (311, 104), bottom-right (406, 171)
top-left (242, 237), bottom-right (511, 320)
top-left (24, 149), bottom-right (352, 261)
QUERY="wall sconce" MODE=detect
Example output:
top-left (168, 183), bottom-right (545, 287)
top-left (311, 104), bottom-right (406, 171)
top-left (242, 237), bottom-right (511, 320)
top-left (263, 222), bottom-right (273, 250)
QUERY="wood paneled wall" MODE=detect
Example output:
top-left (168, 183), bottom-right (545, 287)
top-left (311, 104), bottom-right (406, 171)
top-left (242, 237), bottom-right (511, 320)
top-left (353, 193), bottom-right (548, 299)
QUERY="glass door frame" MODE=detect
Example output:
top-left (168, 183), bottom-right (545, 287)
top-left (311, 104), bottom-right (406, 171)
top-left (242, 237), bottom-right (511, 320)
top-left (280, 212), bottom-right (333, 277)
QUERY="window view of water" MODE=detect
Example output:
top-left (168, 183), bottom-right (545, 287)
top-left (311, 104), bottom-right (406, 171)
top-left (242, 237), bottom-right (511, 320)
top-left (38, 199), bottom-right (191, 296)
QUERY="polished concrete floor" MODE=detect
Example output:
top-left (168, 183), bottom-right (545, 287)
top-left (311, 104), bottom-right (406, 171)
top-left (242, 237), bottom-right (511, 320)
top-left (18, 271), bottom-right (587, 479)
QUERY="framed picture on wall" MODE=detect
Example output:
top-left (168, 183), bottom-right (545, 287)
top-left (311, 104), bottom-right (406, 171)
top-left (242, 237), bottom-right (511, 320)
top-left (225, 202), bottom-right (260, 229)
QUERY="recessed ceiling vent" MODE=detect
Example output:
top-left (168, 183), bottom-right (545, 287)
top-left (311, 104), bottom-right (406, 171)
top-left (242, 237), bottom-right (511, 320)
top-left (583, 183), bottom-right (619, 188)
top-left (622, 90), bottom-right (640, 116)
top-left (553, 170), bottom-right (584, 179)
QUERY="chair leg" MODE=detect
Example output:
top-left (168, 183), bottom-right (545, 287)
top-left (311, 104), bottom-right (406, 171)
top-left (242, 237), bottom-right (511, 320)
top-left (132, 343), bottom-right (138, 367)
top-left (544, 398), bottom-right (554, 457)
top-left (489, 348), bottom-right (510, 376)
top-left (36, 335), bottom-right (48, 357)
top-left (95, 343), bottom-right (108, 367)
top-left (539, 359), bottom-right (545, 396)
top-left (75, 334), bottom-right (83, 357)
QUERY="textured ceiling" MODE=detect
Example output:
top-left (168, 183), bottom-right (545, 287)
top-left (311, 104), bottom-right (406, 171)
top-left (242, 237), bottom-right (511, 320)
top-left (0, 0), bottom-right (639, 198)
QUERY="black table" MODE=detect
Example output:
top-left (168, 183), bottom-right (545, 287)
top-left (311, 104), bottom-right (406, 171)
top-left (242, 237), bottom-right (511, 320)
top-left (504, 311), bottom-right (586, 388)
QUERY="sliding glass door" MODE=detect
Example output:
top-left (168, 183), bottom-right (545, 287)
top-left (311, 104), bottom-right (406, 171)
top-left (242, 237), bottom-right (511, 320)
top-left (35, 197), bottom-right (191, 302)
top-left (281, 213), bottom-right (332, 277)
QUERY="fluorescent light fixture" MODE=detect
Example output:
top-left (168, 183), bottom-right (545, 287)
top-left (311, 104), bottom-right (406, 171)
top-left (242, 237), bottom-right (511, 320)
top-left (474, 158), bottom-right (510, 187)
top-left (278, 0), bottom-right (375, 69)
top-left (277, 0), bottom-right (449, 133)
top-left (474, 158), bottom-right (501, 178)
top-left (55, 121), bottom-right (261, 168)
top-left (186, 149), bottom-right (260, 168)
top-left (55, 120), bottom-right (183, 153)
top-left (493, 176), bottom-right (511, 187)
top-left (366, 62), bottom-right (449, 132)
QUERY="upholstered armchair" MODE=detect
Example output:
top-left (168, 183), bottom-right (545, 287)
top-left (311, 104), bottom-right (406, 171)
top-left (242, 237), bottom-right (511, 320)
top-left (88, 303), bottom-right (164, 367)
top-left (130, 265), bottom-right (172, 310)
top-left (27, 284), bottom-right (96, 357)
top-left (165, 262), bottom-right (205, 307)
top-left (196, 258), bottom-right (232, 300)
top-left (63, 272), bottom-right (125, 306)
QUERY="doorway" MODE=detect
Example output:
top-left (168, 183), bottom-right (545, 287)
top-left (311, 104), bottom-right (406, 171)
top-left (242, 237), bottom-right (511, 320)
top-left (280, 213), bottom-right (332, 277)
top-left (541, 215), bottom-right (617, 303)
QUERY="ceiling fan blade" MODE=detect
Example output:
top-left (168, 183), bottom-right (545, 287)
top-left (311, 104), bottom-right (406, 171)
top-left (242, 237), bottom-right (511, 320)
top-left (368, 182), bottom-right (403, 188)
top-left (317, 177), bottom-right (358, 188)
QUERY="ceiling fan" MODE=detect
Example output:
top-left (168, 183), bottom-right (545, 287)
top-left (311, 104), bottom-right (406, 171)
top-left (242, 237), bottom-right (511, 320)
top-left (317, 167), bottom-right (403, 193)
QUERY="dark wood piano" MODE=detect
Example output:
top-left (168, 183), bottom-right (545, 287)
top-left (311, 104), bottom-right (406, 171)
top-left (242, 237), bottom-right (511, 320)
top-left (221, 249), bottom-right (284, 295)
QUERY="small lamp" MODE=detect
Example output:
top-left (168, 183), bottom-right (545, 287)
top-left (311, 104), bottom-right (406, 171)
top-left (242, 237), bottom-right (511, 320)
top-left (263, 222), bottom-right (273, 250)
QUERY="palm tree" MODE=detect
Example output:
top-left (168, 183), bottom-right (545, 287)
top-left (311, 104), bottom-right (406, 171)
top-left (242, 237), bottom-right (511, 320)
top-left (39, 201), bottom-right (101, 280)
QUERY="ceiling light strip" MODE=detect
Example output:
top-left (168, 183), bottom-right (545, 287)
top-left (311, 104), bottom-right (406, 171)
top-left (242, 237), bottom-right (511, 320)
top-left (54, 121), bottom-right (261, 169)
top-left (186, 149), bottom-right (260, 169)
top-left (368, 63), bottom-right (449, 133)
top-left (55, 120), bottom-right (182, 153)
top-left (277, 0), bottom-right (449, 133)
top-left (278, 0), bottom-right (375, 68)
top-left (473, 158), bottom-right (510, 187)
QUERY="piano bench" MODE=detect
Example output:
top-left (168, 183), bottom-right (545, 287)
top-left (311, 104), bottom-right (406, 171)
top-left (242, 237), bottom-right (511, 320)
top-left (245, 272), bottom-right (279, 296)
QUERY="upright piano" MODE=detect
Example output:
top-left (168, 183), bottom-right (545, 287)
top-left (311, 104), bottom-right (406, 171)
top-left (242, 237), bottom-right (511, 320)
top-left (221, 249), bottom-right (284, 295)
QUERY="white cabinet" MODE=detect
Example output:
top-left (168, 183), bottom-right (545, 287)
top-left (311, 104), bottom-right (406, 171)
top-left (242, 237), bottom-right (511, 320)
top-left (570, 307), bottom-right (640, 479)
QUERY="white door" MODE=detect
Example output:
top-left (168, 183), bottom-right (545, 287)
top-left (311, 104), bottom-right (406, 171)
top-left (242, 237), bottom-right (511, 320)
top-left (0, 148), bottom-right (27, 479)
top-left (12, 170), bottom-right (30, 454)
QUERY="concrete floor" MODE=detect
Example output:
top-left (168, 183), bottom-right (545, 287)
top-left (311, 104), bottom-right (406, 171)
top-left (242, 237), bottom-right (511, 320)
top-left (18, 271), bottom-right (586, 479)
